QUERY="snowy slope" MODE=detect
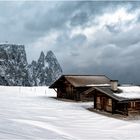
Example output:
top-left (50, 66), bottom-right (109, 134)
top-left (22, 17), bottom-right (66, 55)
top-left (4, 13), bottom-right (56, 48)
top-left (0, 86), bottom-right (140, 139)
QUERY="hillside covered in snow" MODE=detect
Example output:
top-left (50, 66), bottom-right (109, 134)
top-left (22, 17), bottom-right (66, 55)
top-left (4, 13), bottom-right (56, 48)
top-left (0, 86), bottom-right (140, 139)
top-left (0, 44), bottom-right (62, 86)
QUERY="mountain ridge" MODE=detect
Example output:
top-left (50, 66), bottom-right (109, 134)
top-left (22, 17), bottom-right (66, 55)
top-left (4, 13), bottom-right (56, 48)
top-left (0, 44), bottom-right (63, 86)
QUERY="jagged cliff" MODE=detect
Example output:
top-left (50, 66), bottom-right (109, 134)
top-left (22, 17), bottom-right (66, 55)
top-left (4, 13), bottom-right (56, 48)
top-left (0, 44), bottom-right (62, 86)
top-left (28, 51), bottom-right (63, 86)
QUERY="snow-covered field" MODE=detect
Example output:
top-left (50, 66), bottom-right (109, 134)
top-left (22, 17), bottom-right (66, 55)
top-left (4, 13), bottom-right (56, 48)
top-left (0, 86), bottom-right (140, 140)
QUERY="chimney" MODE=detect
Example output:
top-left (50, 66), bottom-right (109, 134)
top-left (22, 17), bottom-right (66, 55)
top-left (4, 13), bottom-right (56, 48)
top-left (110, 80), bottom-right (118, 92)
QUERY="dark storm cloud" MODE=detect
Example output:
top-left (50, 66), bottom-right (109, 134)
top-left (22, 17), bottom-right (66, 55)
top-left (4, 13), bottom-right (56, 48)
top-left (70, 34), bottom-right (87, 46)
top-left (70, 12), bottom-right (88, 26)
top-left (0, 1), bottom-right (140, 84)
top-left (24, 2), bottom-right (83, 32)
top-left (0, 1), bottom-right (135, 41)
top-left (24, 1), bottom-right (125, 33)
top-left (106, 24), bottom-right (120, 33)
top-left (110, 27), bottom-right (140, 48)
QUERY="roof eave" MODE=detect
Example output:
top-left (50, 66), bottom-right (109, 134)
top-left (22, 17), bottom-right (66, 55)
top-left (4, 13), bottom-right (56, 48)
top-left (94, 87), bottom-right (121, 101)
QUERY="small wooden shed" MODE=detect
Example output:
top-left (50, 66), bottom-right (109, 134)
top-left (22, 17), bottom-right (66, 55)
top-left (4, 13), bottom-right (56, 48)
top-left (49, 75), bottom-right (110, 101)
top-left (93, 85), bottom-right (140, 116)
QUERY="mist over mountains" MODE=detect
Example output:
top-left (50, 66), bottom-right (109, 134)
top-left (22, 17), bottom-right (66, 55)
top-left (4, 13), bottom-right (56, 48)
top-left (0, 44), bottom-right (63, 86)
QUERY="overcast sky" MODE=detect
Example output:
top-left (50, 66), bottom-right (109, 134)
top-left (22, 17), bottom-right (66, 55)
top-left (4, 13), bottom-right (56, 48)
top-left (0, 1), bottom-right (140, 84)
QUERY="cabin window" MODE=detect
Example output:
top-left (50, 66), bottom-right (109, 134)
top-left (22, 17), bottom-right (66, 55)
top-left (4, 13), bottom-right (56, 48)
top-left (108, 99), bottom-right (112, 106)
top-left (97, 97), bottom-right (100, 103)
top-left (130, 102), bottom-right (136, 108)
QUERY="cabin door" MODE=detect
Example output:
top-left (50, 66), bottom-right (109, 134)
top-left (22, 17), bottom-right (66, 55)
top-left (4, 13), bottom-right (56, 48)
top-left (101, 97), bottom-right (107, 111)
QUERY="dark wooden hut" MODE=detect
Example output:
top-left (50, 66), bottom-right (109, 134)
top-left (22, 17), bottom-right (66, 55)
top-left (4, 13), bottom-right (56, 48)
top-left (92, 82), bottom-right (140, 116)
top-left (49, 75), bottom-right (110, 101)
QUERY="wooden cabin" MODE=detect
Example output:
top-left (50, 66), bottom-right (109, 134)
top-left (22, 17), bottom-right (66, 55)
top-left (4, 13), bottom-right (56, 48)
top-left (49, 75), bottom-right (110, 101)
top-left (92, 81), bottom-right (140, 116)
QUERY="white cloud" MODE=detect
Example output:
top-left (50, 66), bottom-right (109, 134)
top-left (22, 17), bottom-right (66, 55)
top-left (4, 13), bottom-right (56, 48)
top-left (99, 8), bottom-right (136, 25)
top-left (97, 7), bottom-right (139, 32)
top-left (26, 32), bottom-right (59, 63)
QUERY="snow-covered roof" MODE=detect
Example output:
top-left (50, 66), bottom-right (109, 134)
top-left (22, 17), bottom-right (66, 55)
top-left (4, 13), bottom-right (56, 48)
top-left (114, 86), bottom-right (140, 100)
top-left (50, 75), bottom-right (110, 88)
top-left (86, 84), bottom-right (110, 87)
top-left (93, 86), bottom-right (140, 102)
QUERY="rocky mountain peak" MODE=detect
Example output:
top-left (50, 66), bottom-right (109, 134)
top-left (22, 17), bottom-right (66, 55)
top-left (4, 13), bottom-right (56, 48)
top-left (28, 50), bottom-right (62, 86)
top-left (38, 51), bottom-right (45, 64)
top-left (0, 44), bottom-right (63, 86)
top-left (45, 50), bottom-right (63, 83)
top-left (0, 44), bottom-right (29, 86)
